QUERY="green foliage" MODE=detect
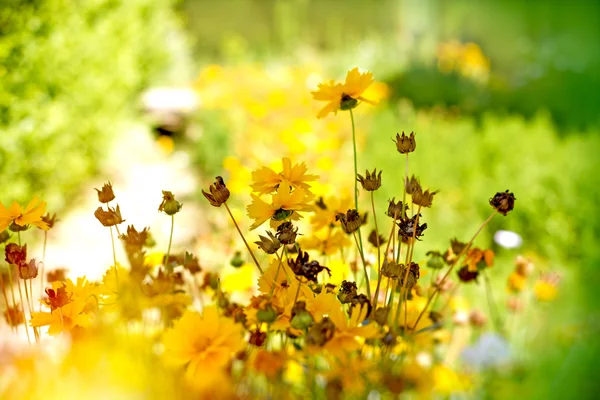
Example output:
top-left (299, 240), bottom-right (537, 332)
top-left (0, 0), bottom-right (183, 209)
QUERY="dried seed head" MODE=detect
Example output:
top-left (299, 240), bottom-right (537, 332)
top-left (44, 284), bottom-right (71, 310)
top-left (356, 168), bottom-right (382, 191)
top-left (381, 260), bottom-right (402, 279)
top-left (254, 231), bottom-right (281, 254)
top-left (40, 213), bottom-right (58, 230)
top-left (3, 305), bottom-right (25, 327)
top-left (393, 131), bottom-right (416, 154)
top-left (404, 175), bottom-right (422, 196)
top-left (489, 190), bottom-right (516, 216)
top-left (397, 214), bottom-right (428, 241)
top-left (94, 205), bottom-right (125, 227)
top-left (183, 252), bottom-right (202, 274)
top-left (47, 268), bottom-right (67, 283)
top-left (120, 225), bottom-right (149, 250)
top-left (338, 280), bottom-right (358, 303)
top-left (288, 250), bottom-right (331, 283)
top-left (411, 188), bottom-right (439, 208)
top-left (368, 229), bottom-right (386, 248)
top-left (276, 221), bottom-right (298, 245)
top-left (202, 176), bottom-right (230, 207)
top-left (386, 198), bottom-right (407, 219)
top-left (9, 222), bottom-right (29, 232)
top-left (335, 209), bottom-right (362, 234)
top-left (399, 262), bottom-right (420, 289)
top-left (95, 182), bottom-right (115, 203)
top-left (373, 307), bottom-right (389, 326)
top-left (158, 191), bottom-right (182, 215)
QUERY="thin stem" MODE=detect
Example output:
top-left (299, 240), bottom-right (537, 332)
top-left (410, 210), bottom-right (497, 333)
top-left (374, 215), bottom-right (398, 307)
top-left (349, 109), bottom-right (365, 256)
top-left (16, 275), bottom-right (31, 344)
top-left (109, 226), bottom-right (119, 286)
top-left (164, 214), bottom-right (175, 271)
top-left (352, 231), bottom-right (371, 299)
top-left (483, 268), bottom-right (505, 335)
top-left (7, 265), bottom-right (19, 334)
top-left (40, 231), bottom-right (47, 311)
top-left (0, 271), bottom-right (13, 329)
top-left (293, 278), bottom-right (302, 305)
top-left (371, 192), bottom-right (381, 283)
top-left (396, 205), bottom-right (422, 329)
top-left (269, 248), bottom-right (285, 299)
top-left (397, 153), bottom-right (409, 263)
top-left (224, 203), bottom-right (263, 275)
top-left (23, 278), bottom-right (39, 342)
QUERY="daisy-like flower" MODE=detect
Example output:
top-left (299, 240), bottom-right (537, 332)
top-left (311, 67), bottom-right (376, 119)
top-left (30, 298), bottom-right (94, 335)
top-left (247, 187), bottom-right (313, 230)
top-left (162, 306), bottom-right (245, 379)
top-left (324, 302), bottom-right (379, 355)
top-left (251, 157), bottom-right (319, 196)
top-left (0, 197), bottom-right (49, 231)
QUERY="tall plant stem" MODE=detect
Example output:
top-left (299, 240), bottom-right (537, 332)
top-left (6, 265), bottom-right (19, 334)
top-left (16, 274), bottom-right (31, 344)
top-left (40, 231), bottom-right (47, 311)
top-left (164, 215), bottom-right (175, 271)
top-left (410, 210), bottom-right (497, 333)
top-left (373, 215), bottom-right (398, 306)
top-left (397, 153), bottom-right (409, 263)
top-left (109, 226), bottom-right (119, 286)
top-left (0, 272), bottom-right (14, 329)
top-left (352, 231), bottom-right (371, 299)
top-left (224, 203), bottom-right (263, 275)
top-left (269, 247), bottom-right (285, 299)
top-left (483, 269), bottom-right (505, 335)
top-left (23, 279), bottom-right (39, 342)
top-left (396, 205), bottom-right (422, 330)
top-left (370, 192), bottom-right (380, 300)
top-left (349, 109), bottom-right (365, 256)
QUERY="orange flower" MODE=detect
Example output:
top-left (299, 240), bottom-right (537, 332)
top-left (312, 68), bottom-right (376, 119)
top-left (0, 197), bottom-right (49, 231)
top-left (247, 187), bottom-right (313, 230)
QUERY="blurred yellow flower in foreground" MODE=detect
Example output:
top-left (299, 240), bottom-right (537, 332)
top-left (0, 197), bottom-right (49, 231)
top-left (534, 280), bottom-right (558, 301)
top-left (251, 157), bottom-right (318, 196)
top-left (30, 298), bottom-right (94, 335)
top-left (163, 305), bottom-right (244, 379)
top-left (312, 67), bottom-right (376, 119)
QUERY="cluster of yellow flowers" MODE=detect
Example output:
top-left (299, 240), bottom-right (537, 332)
top-left (0, 67), bottom-right (560, 399)
top-left (437, 40), bottom-right (491, 83)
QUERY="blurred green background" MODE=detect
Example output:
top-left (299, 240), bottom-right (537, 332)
top-left (1, 0), bottom-right (599, 398)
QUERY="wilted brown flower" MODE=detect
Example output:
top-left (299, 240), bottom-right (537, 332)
top-left (305, 317), bottom-right (336, 346)
top-left (465, 248), bottom-right (495, 272)
top-left (381, 260), bottom-right (402, 279)
top-left (373, 307), bottom-right (389, 326)
top-left (404, 175), bottom-right (421, 196)
top-left (338, 280), bottom-right (358, 303)
top-left (8, 222), bottom-right (29, 232)
top-left (356, 168), bottom-right (382, 191)
top-left (19, 258), bottom-right (38, 280)
top-left (457, 265), bottom-right (479, 283)
top-left (397, 214), bottom-right (427, 241)
top-left (47, 268), bottom-right (67, 283)
top-left (393, 131), bottom-right (416, 154)
top-left (95, 182), bottom-right (115, 203)
top-left (288, 250), bottom-right (331, 283)
top-left (94, 205), bottom-right (125, 227)
top-left (40, 213), bottom-right (58, 230)
top-left (158, 191), bottom-right (182, 215)
top-left (44, 285), bottom-right (71, 310)
top-left (254, 231), bottom-right (281, 254)
top-left (399, 262), bottom-right (420, 289)
top-left (201, 176), bottom-right (230, 207)
top-left (120, 225), bottom-right (149, 249)
top-left (249, 329), bottom-right (268, 347)
top-left (386, 198), bottom-right (407, 219)
top-left (335, 209), bottom-right (362, 234)
top-left (489, 190), bottom-right (516, 216)
top-left (411, 187), bottom-right (439, 208)
top-left (276, 221), bottom-right (298, 245)
top-left (5, 243), bottom-right (26, 266)
top-left (368, 229), bottom-right (386, 248)
top-left (182, 252), bottom-right (202, 274)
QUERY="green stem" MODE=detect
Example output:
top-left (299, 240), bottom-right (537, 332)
top-left (397, 153), bottom-right (409, 263)
top-left (483, 268), bottom-right (505, 335)
top-left (224, 203), bottom-right (264, 275)
top-left (269, 248), bottom-right (285, 299)
top-left (109, 226), bottom-right (119, 286)
top-left (353, 231), bottom-right (371, 299)
top-left (164, 214), bottom-right (175, 272)
top-left (349, 109), bottom-right (365, 256)
top-left (40, 231), bottom-right (47, 311)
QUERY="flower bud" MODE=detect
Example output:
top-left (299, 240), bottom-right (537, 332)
top-left (425, 251), bottom-right (445, 269)
top-left (489, 190), bottom-right (516, 216)
top-left (19, 259), bottom-right (38, 280)
top-left (339, 94), bottom-right (358, 111)
top-left (393, 131), bottom-right (416, 154)
top-left (256, 303), bottom-right (278, 324)
top-left (356, 168), bottom-right (382, 191)
top-left (158, 191), bottom-right (182, 215)
top-left (230, 251), bottom-right (244, 268)
top-left (290, 301), bottom-right (314, 330)
top-left (202, 176), bottom-right (230, 207)
top-left (95, 182), bottom-right (115, 203)
top-left (457, 265), bottom-right (479, 283)
top-left (0, 230), bottom-right (11, 244)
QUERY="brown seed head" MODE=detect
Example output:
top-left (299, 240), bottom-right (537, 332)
top-left (335, 209), bottom-right (362, 234)
top-left (254, 231), bottom-right (281, 254)
top-left (305, 317), bottom-right (336, 346)
top-left (368, 229), bottom-right (386, 248)
top-left (120, 225), bottom-right (149, 248)
top-left (40, 213), bottom-right (58, 230)
top-left (337, 280), bottom-right (358, 303)
top-left (95, 182), bottom-right (116, 203)
top-left (45, 284), bottom-right (72, 310)
top-left (47, 268), bottom-right (67, 283)
top-left (399, 262), bottom-right (420, 289)
top-left (386, 198), bottom-right (407, 219)
top-left (489, 190), bottom-right (516, 216)
top-left (4, 305), bottom-right (25, 327)
top-left (404, 175), bottom-right (421, 196)
top-left (158, 191), bottom-right (183, 215)
top-left (411, 188), bottom-right (439, 208)
top-left (202, 176), bottom-right (230, 207)
top-left (381, 260), bottom-right (402, 279)
top-left (276, 221), bottom-right (298, 245)
top-left (393, 131), bottom-right (416, 154)
top-left (356, 168), bottom-right (382, 191)
top-left (94, 205), bottom-right (125, 227)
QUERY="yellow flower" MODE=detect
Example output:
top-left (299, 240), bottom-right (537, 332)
top-left (247, 187), bottom-right (313, 230)
top-left (433, 364), bottom-right (471, 394)
top-left (325, 303), bottom-right (379, 355)
top-left (534, 281), bottom-right (558, 302)
top-left (0, 197), bottom-right (49, 231)
top-left (299, 229), bottom-right (351, 256)
top-left (251, 157), bottom-right (319, 196)
top-left (312, 68), bottom-right (376, 119)
top-left (258, 259), bottom-right (312, 309)
top-left (310, 195), bottom-right (352, 231)
top-left (162, 306), bottom-right (245, 379)
top-left (30, 298), bottom-right (94, 335)
top-left (305, 290), bottom-right (338, 322)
